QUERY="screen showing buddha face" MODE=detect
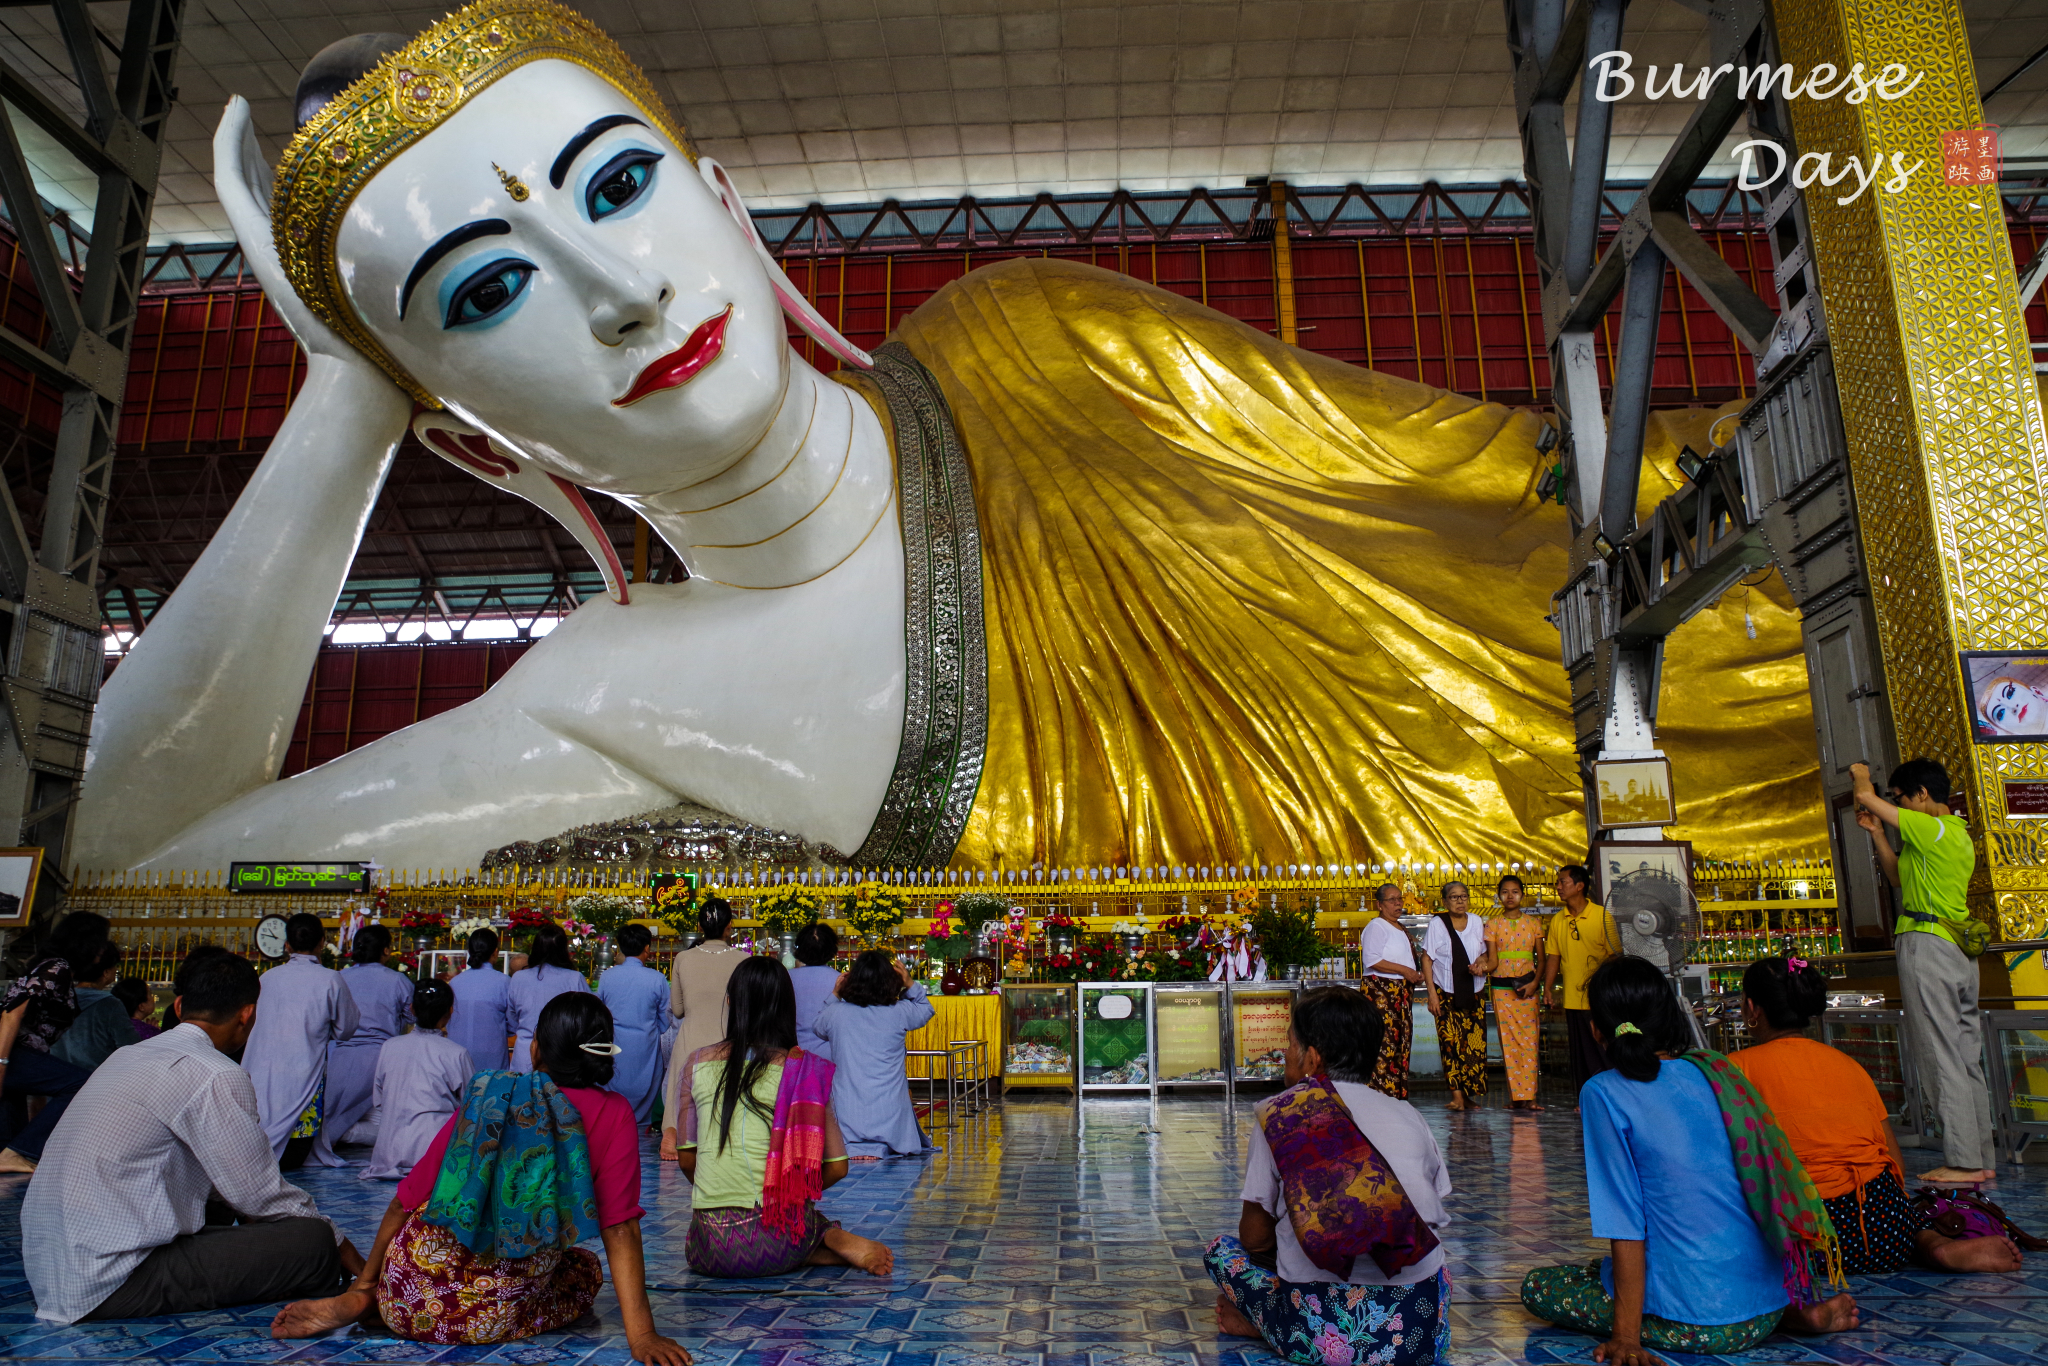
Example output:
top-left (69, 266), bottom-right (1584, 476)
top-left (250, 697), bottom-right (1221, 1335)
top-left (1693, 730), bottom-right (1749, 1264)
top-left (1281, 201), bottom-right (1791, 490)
top-left (333, 60), bottom-right (788, 495)
top-left (1964, 652), bottom-right (2048, 742)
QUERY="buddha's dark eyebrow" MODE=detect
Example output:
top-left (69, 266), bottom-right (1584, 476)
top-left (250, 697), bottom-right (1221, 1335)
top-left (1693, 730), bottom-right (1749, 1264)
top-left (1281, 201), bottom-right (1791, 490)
top-left (400, 218), bottom-right (511, 319)
top-left (550, 114), bottom-right (646, 189)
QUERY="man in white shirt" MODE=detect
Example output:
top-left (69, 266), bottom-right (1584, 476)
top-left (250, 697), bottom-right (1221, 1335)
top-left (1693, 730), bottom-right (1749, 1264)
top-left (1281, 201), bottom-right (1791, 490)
top-left (24, 950), bottom-right (362, 1323)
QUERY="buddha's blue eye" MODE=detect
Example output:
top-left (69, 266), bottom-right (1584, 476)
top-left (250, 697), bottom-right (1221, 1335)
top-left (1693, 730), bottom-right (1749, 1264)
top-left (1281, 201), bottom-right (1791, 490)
top-left (443, 257), bottom-right (533, 329)
top-left (585, 148), bottom-right (662, 220)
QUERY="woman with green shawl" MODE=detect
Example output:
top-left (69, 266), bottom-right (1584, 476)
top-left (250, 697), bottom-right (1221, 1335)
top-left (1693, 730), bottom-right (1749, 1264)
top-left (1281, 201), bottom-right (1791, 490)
top-left (1519, 956), bottom-right (1858, 1365)
top-left (270, 994), bottom-right (690, 1364)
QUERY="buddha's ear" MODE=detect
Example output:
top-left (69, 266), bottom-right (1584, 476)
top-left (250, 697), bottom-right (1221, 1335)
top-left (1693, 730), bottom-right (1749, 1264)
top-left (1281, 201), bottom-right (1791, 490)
top-left (411, 409), bottom-right (631, 605)
top-left (698, 156), bottom-right (873, 371)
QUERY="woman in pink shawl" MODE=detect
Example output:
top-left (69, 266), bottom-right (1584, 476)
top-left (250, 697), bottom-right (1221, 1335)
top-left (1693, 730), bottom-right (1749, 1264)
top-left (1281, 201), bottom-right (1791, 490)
top-left (675, 956), bottom-right (895, 1277)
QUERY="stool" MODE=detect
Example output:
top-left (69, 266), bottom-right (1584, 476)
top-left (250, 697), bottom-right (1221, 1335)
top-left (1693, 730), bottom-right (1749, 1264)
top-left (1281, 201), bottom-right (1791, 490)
top-left (947, 1039), bottom-right (991, 1112)
top-left (905, 1048), bottom-right (954, 1128)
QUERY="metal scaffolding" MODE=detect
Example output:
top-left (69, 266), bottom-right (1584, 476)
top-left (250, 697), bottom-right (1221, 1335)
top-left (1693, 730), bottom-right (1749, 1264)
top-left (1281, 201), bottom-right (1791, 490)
top-left (1507, 0), bottom-right (1896, 941)
top-left (0, 0), bottom-right (182, 881)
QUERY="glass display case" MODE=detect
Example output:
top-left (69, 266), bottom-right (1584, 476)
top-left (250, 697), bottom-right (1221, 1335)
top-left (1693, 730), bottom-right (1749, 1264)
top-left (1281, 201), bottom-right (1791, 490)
top-left (1229, 984), bottom-right (1297, 1086)
top-left (1001, 983), bottom-right (1077, 1088)
top-left (1153, 984), bottom-right (1229, 1088)
top-left (1822, 1008), bottom-right (1914, 1117)
top-left (1984, 1010), bottom-right (2048, 1162)
top-left (1079, 983), bottom-right (1153, 1090)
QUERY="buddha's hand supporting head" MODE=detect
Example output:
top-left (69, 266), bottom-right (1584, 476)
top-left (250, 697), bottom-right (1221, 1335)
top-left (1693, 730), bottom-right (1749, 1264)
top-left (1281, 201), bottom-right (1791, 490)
top-left (252, 0), bottom-right (869, 498)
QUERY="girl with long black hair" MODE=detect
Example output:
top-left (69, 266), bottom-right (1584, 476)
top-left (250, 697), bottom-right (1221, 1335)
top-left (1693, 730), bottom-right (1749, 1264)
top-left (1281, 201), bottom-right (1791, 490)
top-left (1521, 955), bottom-right (1858, 1364)
top-left (676, 955), bottom-right (893, 1278)
top-left (507, 922), bottom-right (590, 1075)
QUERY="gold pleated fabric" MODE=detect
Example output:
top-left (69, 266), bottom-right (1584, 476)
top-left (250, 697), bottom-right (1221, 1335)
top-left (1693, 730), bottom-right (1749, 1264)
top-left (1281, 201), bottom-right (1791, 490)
top-left (890, 258), bottom-right (1824, 869)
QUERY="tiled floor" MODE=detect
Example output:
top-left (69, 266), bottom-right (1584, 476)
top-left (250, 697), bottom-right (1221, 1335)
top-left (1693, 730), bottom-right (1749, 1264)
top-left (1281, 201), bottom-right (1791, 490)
top-left (3, 1085), bottom-right (2046, 1366)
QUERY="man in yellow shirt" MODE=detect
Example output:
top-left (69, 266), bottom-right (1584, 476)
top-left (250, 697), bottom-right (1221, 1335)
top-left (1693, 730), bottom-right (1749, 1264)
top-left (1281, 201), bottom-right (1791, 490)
top-left (1541, 864), bottom-right (1620, 1095)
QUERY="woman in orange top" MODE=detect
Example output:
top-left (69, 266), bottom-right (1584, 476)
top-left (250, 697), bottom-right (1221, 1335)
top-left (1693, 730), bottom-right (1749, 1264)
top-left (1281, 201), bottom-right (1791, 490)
top-left (1729, 957), bottom-right (2019, 1275)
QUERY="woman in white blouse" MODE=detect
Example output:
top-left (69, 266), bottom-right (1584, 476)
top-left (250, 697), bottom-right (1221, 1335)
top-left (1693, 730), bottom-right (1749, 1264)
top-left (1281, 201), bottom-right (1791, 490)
top-left (1423, 882), bottom-right (1492, 1111)
top-left (1358, 884), bottom-right (1426, 1098)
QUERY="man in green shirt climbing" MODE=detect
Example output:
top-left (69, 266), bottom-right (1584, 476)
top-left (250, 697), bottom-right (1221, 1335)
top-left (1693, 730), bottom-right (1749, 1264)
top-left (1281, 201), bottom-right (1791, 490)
top-left (1851, 757), bottom-right (1995, 1183)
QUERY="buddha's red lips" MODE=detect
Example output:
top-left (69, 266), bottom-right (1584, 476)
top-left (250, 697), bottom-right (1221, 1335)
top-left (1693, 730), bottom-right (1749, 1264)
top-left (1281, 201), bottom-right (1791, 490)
top-left (613, 305), bottom-right (732, 407)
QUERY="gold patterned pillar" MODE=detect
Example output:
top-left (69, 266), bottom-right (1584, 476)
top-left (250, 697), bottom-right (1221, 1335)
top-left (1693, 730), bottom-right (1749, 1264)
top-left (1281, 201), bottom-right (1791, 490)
top-left (1773, 0), bottom-right (2048, 942)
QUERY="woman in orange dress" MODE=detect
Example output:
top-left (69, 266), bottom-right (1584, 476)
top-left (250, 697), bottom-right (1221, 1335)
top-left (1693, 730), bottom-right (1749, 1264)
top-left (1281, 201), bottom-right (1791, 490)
top-left (1484, 875), bottom-right (1545, 1111)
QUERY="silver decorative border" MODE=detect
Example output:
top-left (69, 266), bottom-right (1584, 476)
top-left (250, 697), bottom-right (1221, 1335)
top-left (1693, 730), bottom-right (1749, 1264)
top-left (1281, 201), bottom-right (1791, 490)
top-left (851, 342), bottom-right (989, 868)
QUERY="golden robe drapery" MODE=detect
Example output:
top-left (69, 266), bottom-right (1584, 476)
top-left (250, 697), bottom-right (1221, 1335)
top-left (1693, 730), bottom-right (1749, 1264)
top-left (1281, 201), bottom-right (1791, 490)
top-left (885, 258), bottom-right (1823, 869)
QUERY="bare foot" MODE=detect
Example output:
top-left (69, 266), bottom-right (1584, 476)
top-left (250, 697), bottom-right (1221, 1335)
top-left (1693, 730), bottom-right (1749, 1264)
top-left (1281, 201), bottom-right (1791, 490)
top-left (1921, 1167), bottom-right (1995, 1185)
top-left (0, 1149), bottom-right (36, 1174)
top-left (819, 1226), bottom-right (895, 1276)
top-left (1215, 1292), bottom-right (1261, 1338)
top-left (1779, 1293), bottom-right (1858, 1335)
top-left (271, 1288), bottom-right (376, 1338)
top-left (1921, 1233), bottom-right (2023, 1273)
top-left (658, 1130), bottom-right (678, 1163)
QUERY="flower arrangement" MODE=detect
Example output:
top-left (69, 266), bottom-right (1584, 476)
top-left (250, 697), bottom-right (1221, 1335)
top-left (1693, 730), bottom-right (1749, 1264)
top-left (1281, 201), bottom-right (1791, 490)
top-left (755, 885), bottom-right (823, 938)
top-left (1141, 944), bottom-right (1208, 981)
top-left (950, 892), bottom-right (1008, 938)
top-left (1039, 910), bottom-right (1082, 933)
top-left (1232, 884), bottom-right (1261, 911)
top-left (926, 899), bottom-right (956, 940)
top-left (559, 918), bottom-right (601, 943)
top-left (565, 893), bottom-right (639, 935)
top-left (1158, 913), bottom-right (1207, 940)
top-left (397, 906), bottom-right (448, 932)
top-left (508, 905), bottom-right (553, 929)
top-left (841, 882), bottom-right (910, 939)
top-left (450, 915), bottom-right (494, 941)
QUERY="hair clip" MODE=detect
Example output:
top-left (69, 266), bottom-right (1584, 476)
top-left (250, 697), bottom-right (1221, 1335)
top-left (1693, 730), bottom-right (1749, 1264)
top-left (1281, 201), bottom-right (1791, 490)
top-left (1613, 1021), bottom-right (1642, 1036)
top-left (578, 1041), bottom-right (623, 1056)
top-left (1786, 957), bottom-right (1808, 972)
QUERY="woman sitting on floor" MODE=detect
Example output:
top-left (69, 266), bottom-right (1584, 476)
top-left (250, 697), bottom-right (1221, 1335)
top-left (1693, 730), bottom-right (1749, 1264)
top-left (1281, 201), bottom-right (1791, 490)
top-left (1731, 956), bottom-right (2021, 1276)
top-left (1207, 984), bottom-right (1454, 1366)
top-left (1520, 956), bottom-right (1858, 1365)
top-left (813, 949), bottom-right (935, 1158)
top-left (270, 994), bottom-right (690, 1365)
top-left (677, 955), bottom-right (894, 1278)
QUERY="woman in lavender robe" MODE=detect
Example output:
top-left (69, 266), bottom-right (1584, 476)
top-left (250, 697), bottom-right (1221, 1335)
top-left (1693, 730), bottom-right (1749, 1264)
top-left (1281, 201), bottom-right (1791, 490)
top-left (506, 922), bottom-right (590, 1073)
top-left (597, 923), bottom-right (673, 1126)
top-left (323, 925), bottom-right (415, 1158)
top-left (362, 980), bottom-right (473, 1180)
top-left (813, 950), bottom-right (936, 1159)
top-left (446, 926), bottom-right (511, 1075)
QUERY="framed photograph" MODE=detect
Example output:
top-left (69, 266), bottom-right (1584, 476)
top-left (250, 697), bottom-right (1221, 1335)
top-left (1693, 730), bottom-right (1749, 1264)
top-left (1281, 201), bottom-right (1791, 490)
top-left (1591, 840), bottom-right (1693, 972)
top-left (1962, 651), bottom-right (2048, 743)
top-left (1593, 756), bottom-right (1676, 829)
top-left (0, 847), bottom-right (44, 926)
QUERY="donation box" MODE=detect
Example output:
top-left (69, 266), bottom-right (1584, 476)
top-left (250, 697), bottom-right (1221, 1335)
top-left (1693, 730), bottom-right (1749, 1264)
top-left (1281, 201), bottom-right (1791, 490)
top-left (1079, 983), bottom-right (1153, 1091)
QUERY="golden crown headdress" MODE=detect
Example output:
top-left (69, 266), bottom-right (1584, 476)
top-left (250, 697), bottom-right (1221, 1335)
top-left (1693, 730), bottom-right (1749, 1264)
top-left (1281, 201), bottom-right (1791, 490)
top-left (270, 0), bottom-right (697, 406)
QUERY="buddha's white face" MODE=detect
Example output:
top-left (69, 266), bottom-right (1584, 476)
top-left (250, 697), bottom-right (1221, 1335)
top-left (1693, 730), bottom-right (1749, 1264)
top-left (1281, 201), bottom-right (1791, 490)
top-left (334, 61), bottom-right (784, 495)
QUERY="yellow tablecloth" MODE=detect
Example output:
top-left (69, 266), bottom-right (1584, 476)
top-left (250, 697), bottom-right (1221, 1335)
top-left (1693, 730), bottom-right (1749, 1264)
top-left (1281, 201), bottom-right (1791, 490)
top-left (905, 992), bottom-right (1002, 1079)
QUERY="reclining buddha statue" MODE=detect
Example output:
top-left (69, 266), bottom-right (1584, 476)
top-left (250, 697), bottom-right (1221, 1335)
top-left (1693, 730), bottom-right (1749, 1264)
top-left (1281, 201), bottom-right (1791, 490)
top-left (73, 0), bottom-right (1822, 872)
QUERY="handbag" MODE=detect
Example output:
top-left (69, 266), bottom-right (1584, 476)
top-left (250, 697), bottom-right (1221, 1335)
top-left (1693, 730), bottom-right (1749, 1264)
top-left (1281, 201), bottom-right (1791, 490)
top-left (1912, 1187), bottom-right (2046, 1250)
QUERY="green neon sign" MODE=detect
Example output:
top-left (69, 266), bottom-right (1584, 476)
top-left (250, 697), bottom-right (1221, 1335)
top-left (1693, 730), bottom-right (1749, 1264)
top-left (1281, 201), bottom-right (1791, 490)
top-left (228, 862), bottom-right (373, 894)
